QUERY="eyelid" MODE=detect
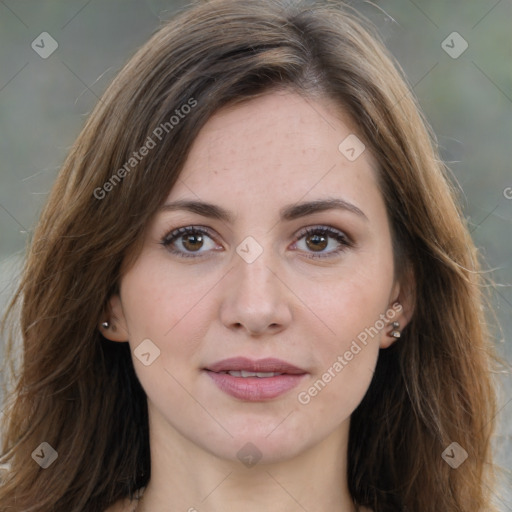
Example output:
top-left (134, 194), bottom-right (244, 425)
top-left (161, 225), bottom-right (218, 246)
top-left (294, 224), bottom-right (353, 244)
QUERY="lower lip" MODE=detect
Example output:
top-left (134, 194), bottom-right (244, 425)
top-left (205, 371), bottom-right (306, 401)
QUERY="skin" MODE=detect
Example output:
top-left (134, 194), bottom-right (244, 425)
top-left (103, 89), bottom-right (413, 512)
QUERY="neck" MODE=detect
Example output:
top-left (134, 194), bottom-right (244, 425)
top-left (137, 404), bottom-right (357, 512)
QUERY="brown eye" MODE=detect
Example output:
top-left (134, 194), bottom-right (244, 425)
top-left (294, 226), bottom-right (352, 259)
top-left (182, 232), bottom-right (204, 252)
top-left (305, 233), bottom-right (328, 252)
top-left (161, 226), bottom-right (220, 258)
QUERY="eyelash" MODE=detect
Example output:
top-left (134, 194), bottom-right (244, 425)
top-left (160, 225), bottom-right (353, 260)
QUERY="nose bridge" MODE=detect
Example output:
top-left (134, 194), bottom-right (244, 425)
top-left (233, 236), bottom-right (281, 302)
top-left (219, 235), bottom-right (292, 334)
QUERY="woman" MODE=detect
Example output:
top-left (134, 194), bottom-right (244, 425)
top-left (0, 0), bottom-right (499, 510)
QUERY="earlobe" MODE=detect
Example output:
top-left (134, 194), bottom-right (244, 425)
top-left (380, 314), bottom-right (402, 349)
top-left (381, 268), bottom-right (415, 349)
top-left (99, 294), bottom-right (130, 342)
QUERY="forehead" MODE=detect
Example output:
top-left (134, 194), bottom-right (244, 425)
top-left (167, 90), bottom-right (381, 217)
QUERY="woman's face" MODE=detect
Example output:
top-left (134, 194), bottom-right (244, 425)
top-left (108, 89), bottom-right (407, 464)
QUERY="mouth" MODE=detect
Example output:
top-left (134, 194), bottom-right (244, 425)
top-left (203, 357), bottom-right (308, 401)
top-left (214, 370), bottom-right (288, 378)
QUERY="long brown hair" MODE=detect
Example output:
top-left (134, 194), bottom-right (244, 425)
top-left (0, 1), bottom-right (498, 510)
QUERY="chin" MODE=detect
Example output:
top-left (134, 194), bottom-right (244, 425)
top-left (201, 416), bottom-right (317, 465)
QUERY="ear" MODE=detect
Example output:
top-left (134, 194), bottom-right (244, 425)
top-left (99, 293), bottom-right (130, 342)
top-left (380, 266), bottom-right (415, 349)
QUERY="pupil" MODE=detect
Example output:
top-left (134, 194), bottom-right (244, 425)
top-left (306, 234), bottom-right (327, 251)
top-left (183, 233), bottom-right (203, 251)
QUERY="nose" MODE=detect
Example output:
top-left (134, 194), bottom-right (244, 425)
top-left (219, 248), bottom-right (293, 336)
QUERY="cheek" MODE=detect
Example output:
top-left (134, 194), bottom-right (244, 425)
top-left (120, 254), bottom-right (217, 366)
top-left (119, 261), bottom-right (207, 405)
top-left (296, 279), bottom-right (384, 425)
top-left (303, 257), bottom-right (394, 344)
top-left (296, 249), bottom-right (393, 402)
top-left (121, 253), bottom-right (185, 333)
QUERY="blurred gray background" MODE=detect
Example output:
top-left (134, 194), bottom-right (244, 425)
top-left (0, 0), bottom-right (510, 509)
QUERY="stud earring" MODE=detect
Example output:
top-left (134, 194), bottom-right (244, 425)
top-left (389, 321), bottom-right (401, 338)
top-left (101, 321), bottom-right (110, 329)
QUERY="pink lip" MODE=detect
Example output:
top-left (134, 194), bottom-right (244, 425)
top-left (204, 357), bottom-right (308, 401)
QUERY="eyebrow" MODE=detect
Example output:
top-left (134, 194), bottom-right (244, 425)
top-left (159, 197), bottom-right (368, 223)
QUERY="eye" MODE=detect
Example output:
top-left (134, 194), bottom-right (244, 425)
top-left (161, 226), bottom-right (221, 258)
top-left (292, 226), bottom-right (352, 259)
top-left (161, 224), bottom-right (353, 260)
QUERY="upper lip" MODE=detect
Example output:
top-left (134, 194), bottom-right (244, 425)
top-left (204, 357), bottom-right (307, 375)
